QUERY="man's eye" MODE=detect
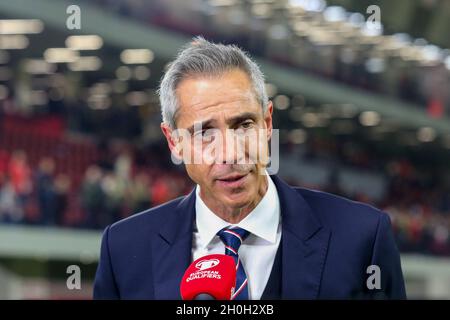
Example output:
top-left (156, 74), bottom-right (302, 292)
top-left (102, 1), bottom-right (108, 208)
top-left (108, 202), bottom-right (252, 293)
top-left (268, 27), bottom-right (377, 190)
top-left (193, 131), bottom-right (205, 137)
top-left (194, 129), bottom-right (214, 139)
top-left (240, 121), bottom-right (254, 129)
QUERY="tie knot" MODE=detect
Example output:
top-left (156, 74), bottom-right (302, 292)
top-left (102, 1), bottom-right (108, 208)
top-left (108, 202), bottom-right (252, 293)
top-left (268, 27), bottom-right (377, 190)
top-left (217, 226), bottom-right (250, 255)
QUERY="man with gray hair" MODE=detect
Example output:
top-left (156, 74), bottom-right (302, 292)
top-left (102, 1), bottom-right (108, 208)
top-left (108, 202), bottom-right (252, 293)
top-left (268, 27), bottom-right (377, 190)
top-left (94, 37), bottom-right (406, 300)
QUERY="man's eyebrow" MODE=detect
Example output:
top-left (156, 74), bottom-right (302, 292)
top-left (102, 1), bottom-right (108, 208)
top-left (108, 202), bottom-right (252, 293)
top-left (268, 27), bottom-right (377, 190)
top-left (226, 112), bottom-right (258, 127)
top-left (186, 119), bottom-right (215, 134)
top-left (185, 112), bottom-right (258, 133)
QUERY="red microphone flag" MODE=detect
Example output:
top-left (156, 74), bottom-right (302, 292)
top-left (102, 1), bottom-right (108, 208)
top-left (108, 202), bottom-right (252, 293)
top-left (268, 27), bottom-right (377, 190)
top-left (180, 254), bottom-right (237, 300)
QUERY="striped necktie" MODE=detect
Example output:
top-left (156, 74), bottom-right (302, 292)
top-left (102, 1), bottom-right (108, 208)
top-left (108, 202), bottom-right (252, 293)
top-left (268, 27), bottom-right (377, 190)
top-left (217, 226), bottom-right (250, 300)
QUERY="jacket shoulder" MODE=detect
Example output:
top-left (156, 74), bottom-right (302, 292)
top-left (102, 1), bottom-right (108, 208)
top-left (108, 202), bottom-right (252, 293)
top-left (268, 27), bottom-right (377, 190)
top-left (294, 187), bottom-right (387, 230)
top-left (108, 195), bottom-right (186, 236)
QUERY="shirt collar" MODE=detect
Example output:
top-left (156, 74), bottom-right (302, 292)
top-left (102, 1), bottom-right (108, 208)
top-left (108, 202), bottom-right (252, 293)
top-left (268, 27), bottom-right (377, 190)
top-left (195, 173), bottom-right (280, 248)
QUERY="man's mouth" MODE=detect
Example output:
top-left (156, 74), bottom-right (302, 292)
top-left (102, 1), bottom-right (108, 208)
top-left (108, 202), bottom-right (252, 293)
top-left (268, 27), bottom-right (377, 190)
top-left (216, 172), bottom-right (249, 188)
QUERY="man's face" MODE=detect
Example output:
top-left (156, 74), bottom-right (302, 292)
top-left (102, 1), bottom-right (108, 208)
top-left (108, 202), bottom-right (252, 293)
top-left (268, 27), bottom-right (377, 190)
top-left (161, 69), bottom-right (273, 210)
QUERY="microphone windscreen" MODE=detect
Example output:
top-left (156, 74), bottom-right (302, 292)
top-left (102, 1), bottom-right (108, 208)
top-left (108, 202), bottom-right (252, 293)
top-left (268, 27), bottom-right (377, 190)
top-left (180, 254), bottom-right (236, 300)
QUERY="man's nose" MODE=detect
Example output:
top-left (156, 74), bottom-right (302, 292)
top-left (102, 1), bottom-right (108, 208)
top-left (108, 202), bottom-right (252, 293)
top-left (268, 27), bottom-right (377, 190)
top-left (218, 129), bottom-right (244, 164)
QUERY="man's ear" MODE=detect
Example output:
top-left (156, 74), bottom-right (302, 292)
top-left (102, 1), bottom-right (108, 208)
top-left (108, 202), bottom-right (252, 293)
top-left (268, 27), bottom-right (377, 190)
top-left (264, 101), bottom-right (273, 141)
top-left (161, 122), bottom-right (183, 161)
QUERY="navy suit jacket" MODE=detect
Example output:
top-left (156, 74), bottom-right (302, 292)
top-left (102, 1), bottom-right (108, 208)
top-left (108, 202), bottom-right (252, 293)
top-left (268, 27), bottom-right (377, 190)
top-left (93, 175), bottom-right (406, 299)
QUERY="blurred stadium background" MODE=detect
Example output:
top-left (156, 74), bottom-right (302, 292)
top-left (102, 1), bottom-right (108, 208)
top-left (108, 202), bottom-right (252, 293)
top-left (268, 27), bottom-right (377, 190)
top-left (0, 0), bottom-right (450, 299)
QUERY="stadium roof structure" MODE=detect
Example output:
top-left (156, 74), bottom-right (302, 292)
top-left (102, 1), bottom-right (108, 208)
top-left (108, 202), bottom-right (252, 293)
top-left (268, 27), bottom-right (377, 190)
top-left (1, 0), bottom-right (450, 137)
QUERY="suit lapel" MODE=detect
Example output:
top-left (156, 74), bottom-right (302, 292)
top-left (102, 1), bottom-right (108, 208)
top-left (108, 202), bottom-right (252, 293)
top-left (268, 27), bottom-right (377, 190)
top-left (151, 175), bottom-right (331, 299)
top-left (152, 189), bottom-right (196, 299)
top-left (271, 175), bottom-right (331, 299)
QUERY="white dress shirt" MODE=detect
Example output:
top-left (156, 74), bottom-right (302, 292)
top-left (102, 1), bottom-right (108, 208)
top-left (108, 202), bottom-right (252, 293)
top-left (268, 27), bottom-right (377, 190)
top-left (192, 174), bottom-right (281, 300)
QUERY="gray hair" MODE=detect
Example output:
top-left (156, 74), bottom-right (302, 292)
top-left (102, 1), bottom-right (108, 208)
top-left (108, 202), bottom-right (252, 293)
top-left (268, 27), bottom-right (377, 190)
top-left (158, 36), bottom-right (268, 128)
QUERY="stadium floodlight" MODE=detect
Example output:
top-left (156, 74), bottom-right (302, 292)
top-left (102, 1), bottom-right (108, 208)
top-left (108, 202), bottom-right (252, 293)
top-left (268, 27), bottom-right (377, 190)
top-left (66, 35), bottom-right (103, 51)
top-left (69, 56), bottom-right (102, 71)
top-left (44, 48), bottom-right (79, 63)
top-left (120, 49), bottom-right (154, 64)
top-left (0, 19), bottom-right (43, 35)
top-left (289, 129), bottom-right (307, 144)
top-left (417, 127), bottom-right (437, 143)
top-left (359, 111), bottom-right (381, 127)
top-left (0, 35), bottom-right (29, 49)
top-left (134, 66), bottom-right (151, 80)
top-left (116, 66), bottom-right (132, 81)
top-left (273, 95), bottom-right (290, 110)
top-left (24, 59), bottom-right (56, 74)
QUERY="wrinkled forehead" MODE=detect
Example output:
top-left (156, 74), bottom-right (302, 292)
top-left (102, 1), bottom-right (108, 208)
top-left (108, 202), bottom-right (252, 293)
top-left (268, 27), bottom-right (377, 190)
top-left (175, 92), bottom-right (261, 130)
top-left (174, 71), bottom-right (261, 127)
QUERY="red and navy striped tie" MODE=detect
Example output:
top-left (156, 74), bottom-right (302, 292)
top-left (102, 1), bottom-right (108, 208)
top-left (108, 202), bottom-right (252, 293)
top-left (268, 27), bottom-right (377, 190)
top-left (217, 226), bottom-right (250, 300)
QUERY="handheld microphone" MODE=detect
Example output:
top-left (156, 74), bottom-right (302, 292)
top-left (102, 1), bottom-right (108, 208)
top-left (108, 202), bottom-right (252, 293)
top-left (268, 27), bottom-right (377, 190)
top-left (180, 254), bottom-right (236, 300)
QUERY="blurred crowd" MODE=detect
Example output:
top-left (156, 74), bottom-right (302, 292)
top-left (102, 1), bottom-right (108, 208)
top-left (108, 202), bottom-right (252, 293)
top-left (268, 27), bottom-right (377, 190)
top-left (382, 163), bottom-right (450, 256)
top-left (0, 150), bottom-right (70, 225)
top-left (1, 135), bottom-right (449, 256)
top-left (0, 145), bottom-right (192, 229)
